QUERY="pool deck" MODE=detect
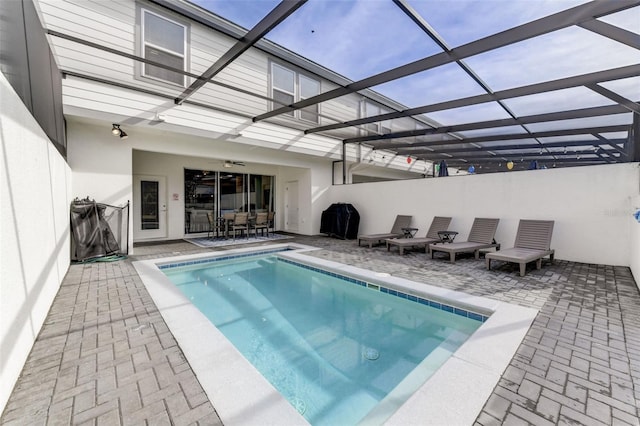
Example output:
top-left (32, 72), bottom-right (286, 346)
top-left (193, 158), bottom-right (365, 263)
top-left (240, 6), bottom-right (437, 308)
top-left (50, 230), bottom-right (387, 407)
top-left (2, 235), bottom-right (639, 425)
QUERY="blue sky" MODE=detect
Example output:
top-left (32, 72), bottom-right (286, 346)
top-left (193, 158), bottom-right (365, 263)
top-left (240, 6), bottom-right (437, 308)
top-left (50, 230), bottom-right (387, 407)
top-left (191, 0), bottom-right (639, 129)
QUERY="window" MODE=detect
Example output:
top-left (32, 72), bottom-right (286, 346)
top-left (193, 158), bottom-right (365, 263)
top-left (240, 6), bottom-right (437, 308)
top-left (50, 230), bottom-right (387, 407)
top-left (141, 9), bottom-right (187, 86)
top-left (299, 75), bottom-right (320, 122)
top-left (271, 63), bottom-right (321, 123)
top-left (272, 64), bottom-right (295, 117)
top-left (362, 101), bottom-right (392, 136)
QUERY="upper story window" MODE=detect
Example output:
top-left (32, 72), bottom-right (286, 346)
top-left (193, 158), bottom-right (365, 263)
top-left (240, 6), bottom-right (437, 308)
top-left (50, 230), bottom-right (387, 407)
top-left (271, 63), bottom-right (320, 123)
top-left (141, 9), bottom-right (187, 86)
top-left (362, 101), bottom-right (392, 135)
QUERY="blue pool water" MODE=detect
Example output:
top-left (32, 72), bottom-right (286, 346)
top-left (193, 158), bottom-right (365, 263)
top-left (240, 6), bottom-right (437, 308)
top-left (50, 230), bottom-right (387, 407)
top-left (163, 254), bottom-right (482, 425)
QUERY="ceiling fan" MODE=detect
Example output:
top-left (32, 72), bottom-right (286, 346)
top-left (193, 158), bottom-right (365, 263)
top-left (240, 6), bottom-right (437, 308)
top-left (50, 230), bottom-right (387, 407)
top-left (148, 111), bottom-right (166, 126)
top-left (223, 160), bottom-right (245, 168)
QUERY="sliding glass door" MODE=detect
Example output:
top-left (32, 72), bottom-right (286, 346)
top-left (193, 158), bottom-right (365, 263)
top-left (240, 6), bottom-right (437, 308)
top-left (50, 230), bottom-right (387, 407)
top-left (184, 169), bottom-right (216, 234)
top-left (184, 169), bottom-right (274, 234)
top-left (249, 174), bottom-right (274, 214)
top-left (219, 172), bottom-right (245, 214)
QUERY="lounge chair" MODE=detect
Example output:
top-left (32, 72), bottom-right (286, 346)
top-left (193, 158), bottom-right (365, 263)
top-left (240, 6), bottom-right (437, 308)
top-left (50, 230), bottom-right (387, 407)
top-left (485, 219), bottom-right (554, 276)
top-left (386, 216), bottom-right (452, 255)
top-left (357, 215), bottom-right (412, 248)
top-left (429, 218), bottom-right (500, 262)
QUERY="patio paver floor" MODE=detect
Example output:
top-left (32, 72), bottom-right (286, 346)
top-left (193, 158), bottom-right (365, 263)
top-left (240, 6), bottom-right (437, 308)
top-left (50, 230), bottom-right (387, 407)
top-left (2, 235), bottom-right (639, 425)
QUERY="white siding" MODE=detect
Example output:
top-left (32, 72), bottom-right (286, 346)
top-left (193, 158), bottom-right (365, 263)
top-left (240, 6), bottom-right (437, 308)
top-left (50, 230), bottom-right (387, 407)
top-left (36, 0), bottom-right (428, 174)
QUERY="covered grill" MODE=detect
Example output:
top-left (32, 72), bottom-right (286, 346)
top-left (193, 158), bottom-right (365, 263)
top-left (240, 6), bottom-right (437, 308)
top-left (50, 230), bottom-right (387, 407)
top-left (320, 203), bottom-right (360, 240)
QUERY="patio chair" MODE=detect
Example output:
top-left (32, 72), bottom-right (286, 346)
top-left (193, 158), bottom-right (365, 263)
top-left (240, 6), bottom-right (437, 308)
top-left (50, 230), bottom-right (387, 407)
top-left (429, 218), bottom-right (500, 262)
top-left (386, 216), bottom-right (452, 255)
top-left (232, 212), bottom-right (250, 240)
top-left (206, 212), bottom-right (223, 239)
top-left (485, 219), bottom-right (555, 276)
top-left (357, 215), bottom-right (412, 248)
top-left (221, 212), bottom-right (235, 238)
top-left (253, 212), bottom-right (269, 237)
top-left (267, 211), bottom-right (275, 234)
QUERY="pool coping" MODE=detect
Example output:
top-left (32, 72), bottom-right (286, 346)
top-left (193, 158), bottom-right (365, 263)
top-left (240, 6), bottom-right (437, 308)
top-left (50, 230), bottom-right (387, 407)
top-left (133, 243), bottom-right (538, 425)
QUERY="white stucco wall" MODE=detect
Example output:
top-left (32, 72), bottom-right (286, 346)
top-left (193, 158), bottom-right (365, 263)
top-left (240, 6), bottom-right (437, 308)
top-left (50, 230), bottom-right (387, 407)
top-left (67, 117), bottom-right (341, 243)
top-left (631, 204), bottom-right (640, 284)
top-left (328, 163), bottom-right (640, 269)
top-left (0, 73), bottom-right (72, 413)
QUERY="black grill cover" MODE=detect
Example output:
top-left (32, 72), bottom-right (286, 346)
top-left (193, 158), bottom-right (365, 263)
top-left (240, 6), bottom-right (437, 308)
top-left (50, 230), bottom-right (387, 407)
top-left (320, 203), bottom-right (360, 239)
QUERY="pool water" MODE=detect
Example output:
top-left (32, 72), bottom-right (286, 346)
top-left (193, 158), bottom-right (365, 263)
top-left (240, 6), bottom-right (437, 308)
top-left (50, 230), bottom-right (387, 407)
top-left (163, 254), bottom-right (482, 425)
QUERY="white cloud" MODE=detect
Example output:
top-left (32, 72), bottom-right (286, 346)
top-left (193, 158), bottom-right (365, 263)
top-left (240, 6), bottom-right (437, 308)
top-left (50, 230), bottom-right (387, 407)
top-left (464, 26), bottom-right (640, 91)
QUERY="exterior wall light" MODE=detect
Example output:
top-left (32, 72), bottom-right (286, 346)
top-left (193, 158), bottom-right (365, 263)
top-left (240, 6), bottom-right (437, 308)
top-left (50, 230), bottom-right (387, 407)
top-left (111, 124), bottom-right (128, 139)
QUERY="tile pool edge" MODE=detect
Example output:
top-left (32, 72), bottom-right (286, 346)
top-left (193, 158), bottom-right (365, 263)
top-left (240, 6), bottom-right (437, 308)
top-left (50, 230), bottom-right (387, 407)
top-left (133, 245), bottom-right (310, 425)
top-left (133, 244), bottom-right (537, 425)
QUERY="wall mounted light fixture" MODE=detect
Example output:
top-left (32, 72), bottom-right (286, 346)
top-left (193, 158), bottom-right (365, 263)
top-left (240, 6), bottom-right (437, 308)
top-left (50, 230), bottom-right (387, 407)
top-left (111, 124), bottom-right (128, 139)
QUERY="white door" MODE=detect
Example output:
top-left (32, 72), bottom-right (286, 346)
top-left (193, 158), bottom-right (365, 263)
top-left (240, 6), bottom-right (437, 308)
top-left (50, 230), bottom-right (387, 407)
top-left (285, 180), bottom-right (299, 232)
top-left (133, 175), bottom-right (167, 239)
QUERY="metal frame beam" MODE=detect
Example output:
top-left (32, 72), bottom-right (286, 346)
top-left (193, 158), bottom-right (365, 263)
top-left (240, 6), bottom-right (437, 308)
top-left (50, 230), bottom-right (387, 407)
top-left (253, 0), bottom-right (639, 123)
top-left (393, 0), bottom-right (546, 152)
top-left (405, 139), bottom-right (627, 155)
top-left (175, 0), bottom-right (307, 105)
top-left (579, 19), bottom-right (640, 50)
top-left (443, 157), bottom-right (608, 165)
top-left (586, 84), bottom-right (640, 114)
top-left (632, 112), bottom-right (640, 161)
top-left (592, 133), bottom-right (629, 157)
top-left (47, 29), bottom-right (274, 103)
top-left (382, 125), bottom-right (630, 151)
top-left (307, 64), bottom-right (640, 136)
top-left (415, 149), bottom-right (620, 161)
top-left (336, 64), bottom-right (640, 143)
top-left (349, 103), bottom-right (632, 145)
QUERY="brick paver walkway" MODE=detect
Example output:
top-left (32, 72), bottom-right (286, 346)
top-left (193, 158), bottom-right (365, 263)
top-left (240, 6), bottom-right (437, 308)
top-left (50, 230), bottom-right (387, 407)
top-left (2, 236), bottom-right (639, 425)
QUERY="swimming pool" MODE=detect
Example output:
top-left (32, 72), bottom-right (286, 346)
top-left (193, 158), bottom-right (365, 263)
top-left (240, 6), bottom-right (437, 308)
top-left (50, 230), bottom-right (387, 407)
top-left (162, 253), bottom-right (483, 424)
top-left (134, 244), bottom-right (537, 425)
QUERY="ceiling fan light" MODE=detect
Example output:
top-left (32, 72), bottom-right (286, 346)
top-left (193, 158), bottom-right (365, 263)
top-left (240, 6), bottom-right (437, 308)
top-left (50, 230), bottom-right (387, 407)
top-left (223, 161), bottom-right (233, 168)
